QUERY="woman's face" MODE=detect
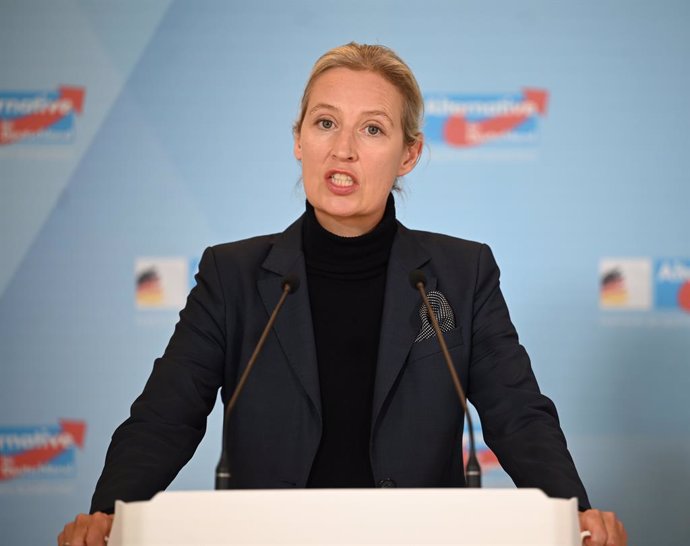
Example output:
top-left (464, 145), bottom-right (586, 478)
top-left (294, 68), bottom-right (422, 237)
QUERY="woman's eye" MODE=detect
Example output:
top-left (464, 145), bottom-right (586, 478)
top-left (366, 125), bottom-right (381, 136)
top-left (318, 119), bottom-right (334, 129)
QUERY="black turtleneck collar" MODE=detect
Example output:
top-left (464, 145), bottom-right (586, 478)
top-left (302, 193), bottom-right (397, 278)
top-left (303, 193), bottom-right (396, 487)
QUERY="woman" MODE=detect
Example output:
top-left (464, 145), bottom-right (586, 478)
top-left (59, 43), bottom-right (626, 546)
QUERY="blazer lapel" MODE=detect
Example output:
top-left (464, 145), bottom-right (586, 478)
top-left (258, 216), bottom-right (322, 419)
top-left (372, 223), bottom-right (437, 429)
top-left (255, 217), bottom-right (437, 427)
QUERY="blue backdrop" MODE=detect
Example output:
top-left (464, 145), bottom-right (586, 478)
top-left (1, 1), bottom-right (689, 544)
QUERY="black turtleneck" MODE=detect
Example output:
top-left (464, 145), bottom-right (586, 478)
top-left (303, 194), bottom-right (397, 487)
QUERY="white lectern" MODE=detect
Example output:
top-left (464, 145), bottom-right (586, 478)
top-left (108, 488), bottom-right (582, 545)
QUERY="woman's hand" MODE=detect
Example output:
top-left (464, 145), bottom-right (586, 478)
top-left (57, 512), bottom-right (113, 546)
top-left (579, 509), bottom-right (627, 546)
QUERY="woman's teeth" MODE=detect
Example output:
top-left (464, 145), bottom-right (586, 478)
top-left (331, 173), bottom-right (354, 187)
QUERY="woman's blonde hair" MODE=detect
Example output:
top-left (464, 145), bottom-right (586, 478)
top-left (293, 42), bottom-right (424, 147)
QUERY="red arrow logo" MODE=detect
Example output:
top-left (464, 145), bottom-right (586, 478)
top-left (443, 88), bottom-right (548, 148)
top-left (0, 86), bottom-right (85, 146)
top-left (0, 420), bottom-right (86, 481)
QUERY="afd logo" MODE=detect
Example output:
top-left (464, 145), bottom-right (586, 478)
top-left (0, 86), bottom-right (85, 146)
top-left (599, 258), bottom-right (690, 313)
top-left (655, 259), bottom-right (690, 312)
top-left (0, 420), bottom-right (86, 481)
top-left (424, 89), bottom-right (548, 148)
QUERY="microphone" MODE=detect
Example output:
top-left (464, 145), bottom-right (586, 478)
top-left (215, 275), bottom-right (300, 490)
top-left (409, 270), bottom-right (481, 488)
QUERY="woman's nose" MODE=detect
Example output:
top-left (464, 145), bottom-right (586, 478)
top-left (331, 130), bottom-right (357, 161)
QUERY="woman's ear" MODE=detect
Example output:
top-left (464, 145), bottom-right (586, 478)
top-left (398, 135), bottom-right (423, 176)
top-left (293, 132), bottom-right (302, 161)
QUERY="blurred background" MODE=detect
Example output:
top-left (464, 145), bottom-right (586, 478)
top-left (1, 1), bottom-right (689, 544)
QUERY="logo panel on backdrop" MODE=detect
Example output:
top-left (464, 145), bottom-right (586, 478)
top-left (600, 257), bottom-right (690, 324)
top-left (599, 259), bottom-right (653, 310)
top-left (0, 87), bottom-right (85, 146)
top-left (0, 420), bottom-right (86, 482)
top-left (654, 259), bottom-right (690, 312)
top-left (424, 89), bottom-right (548, 152)
top-left (135, 257), bottom-right (192, 310)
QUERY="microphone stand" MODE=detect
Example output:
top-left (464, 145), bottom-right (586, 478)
top-left (215, 276), bottom-right (299, 490)
top-left (410, 271), bottom-right (481, 487)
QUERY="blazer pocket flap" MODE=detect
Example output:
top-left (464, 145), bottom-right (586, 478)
top-left (408, 325), bottom-right (464, 363)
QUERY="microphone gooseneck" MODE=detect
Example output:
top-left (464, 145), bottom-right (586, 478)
top-left (215, 275), bottom-right (299, 490)
top-left (409, 269), bottom-right (481, 488)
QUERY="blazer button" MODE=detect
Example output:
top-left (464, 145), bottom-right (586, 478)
top-left (377, 478), bottom-right (397, 488)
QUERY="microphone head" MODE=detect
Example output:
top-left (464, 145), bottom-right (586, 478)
top-left (282, 275), bottom-right (300, 294)
top-left (409, 269), bottom-right (427, 290)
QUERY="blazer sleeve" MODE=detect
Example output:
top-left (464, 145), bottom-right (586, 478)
top-left (90, 246), bottom-right (226, 514)
top-left (467, 244), bottom-right (591, 509)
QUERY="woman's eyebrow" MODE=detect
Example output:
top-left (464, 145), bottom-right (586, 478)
top-left (308, 104), bottom-right (394, 125)
top-left (308, 103), bottom-right (339, 115)
top-left (361, 110), bottom-right (394, 125)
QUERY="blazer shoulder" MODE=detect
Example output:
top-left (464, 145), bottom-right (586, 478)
top-left (210, 233), bottom-right (280, 263)
top-left (206, 215), bottom-right (304, 272)
top-left (399, 226), bottom-right (501, 284)
top-left (201, 235), bottom-right (275, 274)
top-left (404, 227), bottom-right (488, 260)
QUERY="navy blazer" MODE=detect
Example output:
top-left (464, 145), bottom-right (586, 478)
top-left (91, 215), bottom-right (590, 513)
